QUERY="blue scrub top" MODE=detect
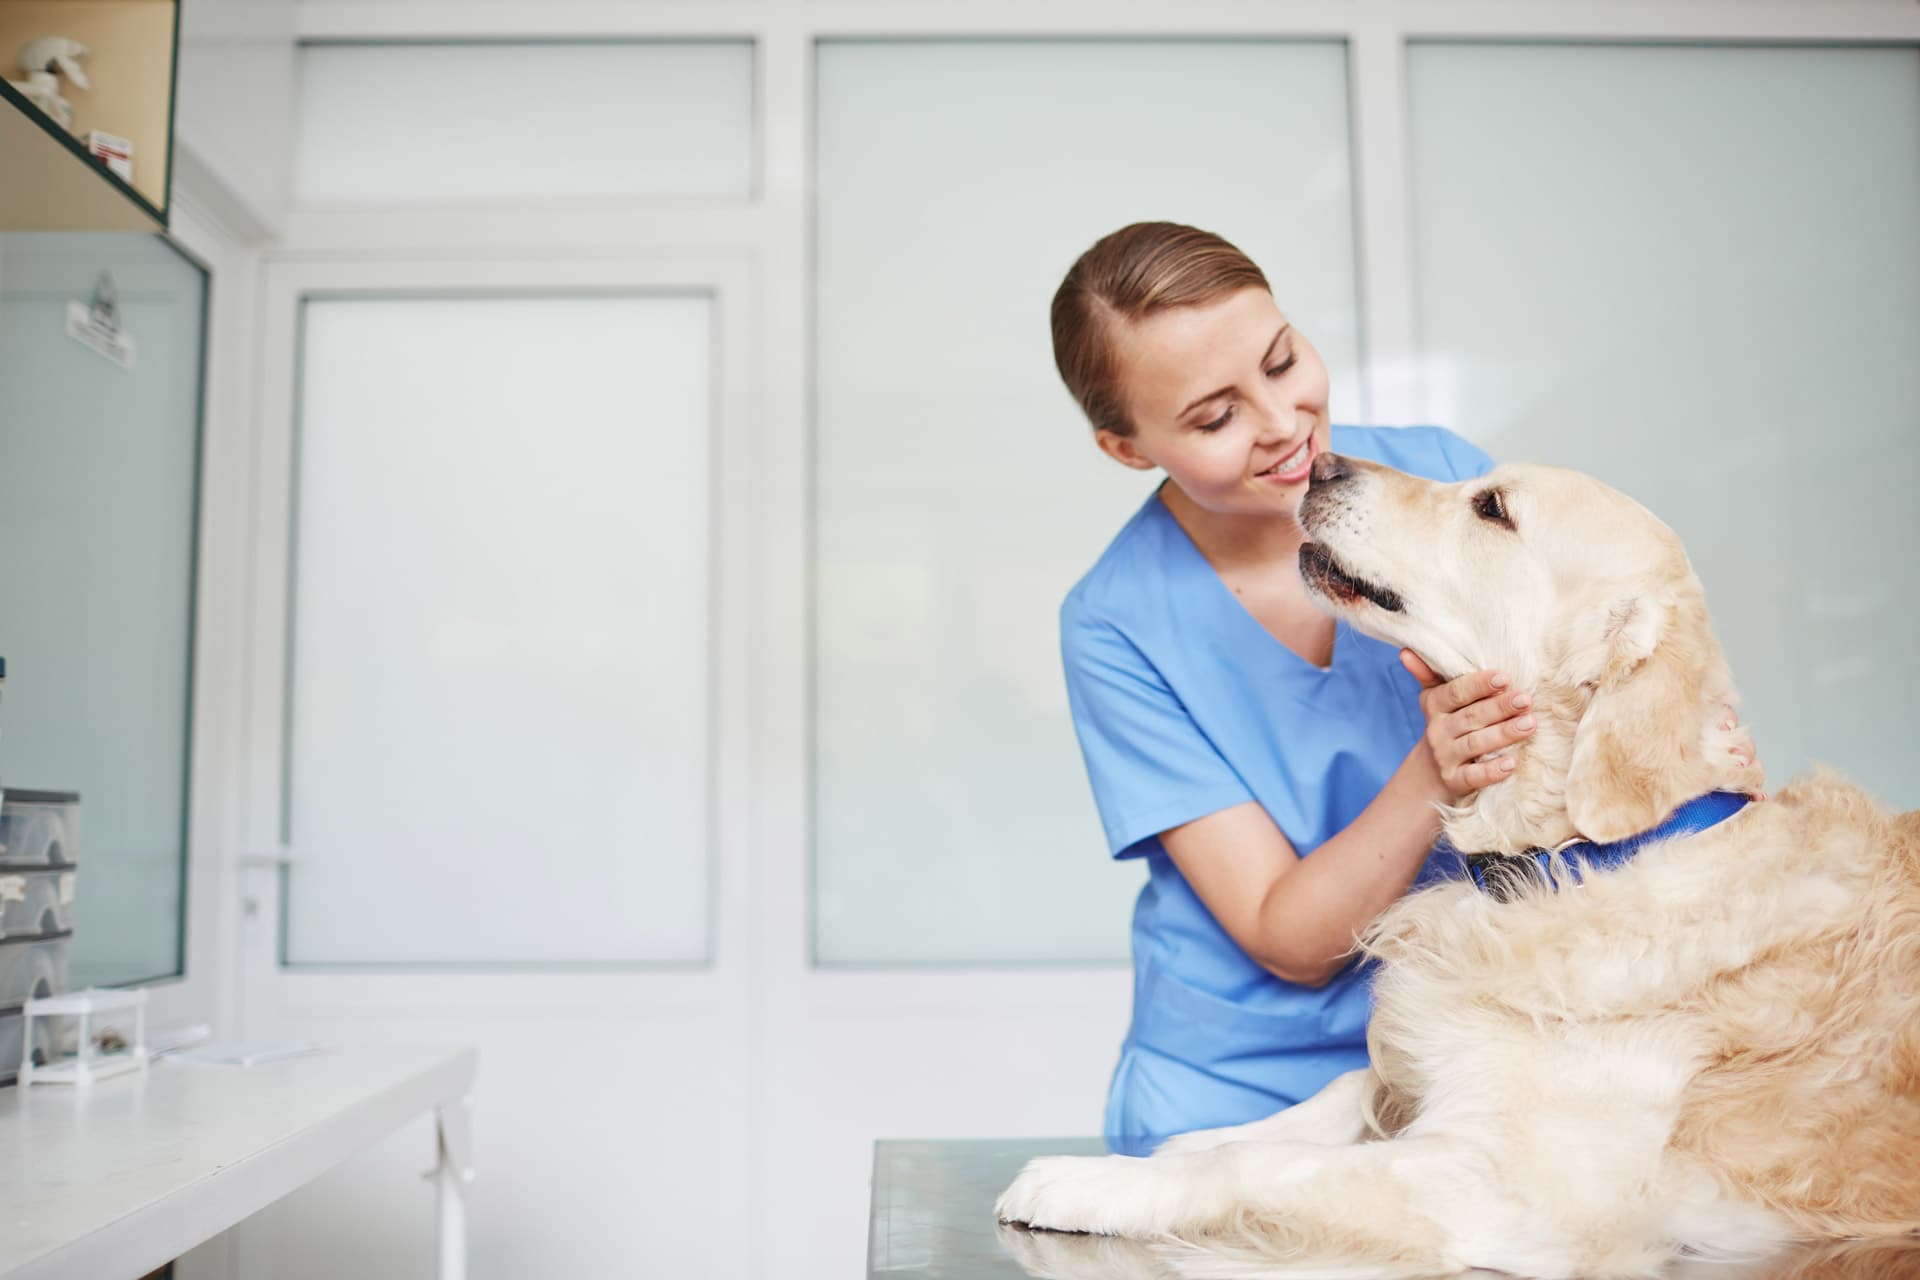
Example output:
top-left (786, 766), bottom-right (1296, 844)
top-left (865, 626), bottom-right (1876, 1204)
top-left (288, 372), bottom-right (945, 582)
top-left (1061, 425), bottom-right (1493, 1150)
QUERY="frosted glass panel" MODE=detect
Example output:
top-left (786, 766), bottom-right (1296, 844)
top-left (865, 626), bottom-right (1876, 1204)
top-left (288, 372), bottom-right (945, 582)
top-left (0, 232), bottom-right (203, 988)
top-left (813, 41), bottom-right (1360, 964)
top-left (1408, 44), bottom-right (1920, 809)
top-left (286, 295), bottom-right (712, 966)
top-left (295, 42), bottom-right (754, 203)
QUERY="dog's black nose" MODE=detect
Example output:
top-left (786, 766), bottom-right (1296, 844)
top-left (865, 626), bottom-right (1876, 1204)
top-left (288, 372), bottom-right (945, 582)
top-left (1309, 452), bottom-right (1352, 486)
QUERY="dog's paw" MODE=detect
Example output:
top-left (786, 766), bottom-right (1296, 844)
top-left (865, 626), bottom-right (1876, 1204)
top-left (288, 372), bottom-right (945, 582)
top-left (995, 1154), bottom-right (1173, 1237)
top-left (996, 1156), bottom-right (1107, 1232)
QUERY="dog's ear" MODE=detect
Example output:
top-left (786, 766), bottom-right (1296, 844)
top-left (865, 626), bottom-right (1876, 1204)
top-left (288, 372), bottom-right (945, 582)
top-left (1560, 591), bottom-right (1709, 843)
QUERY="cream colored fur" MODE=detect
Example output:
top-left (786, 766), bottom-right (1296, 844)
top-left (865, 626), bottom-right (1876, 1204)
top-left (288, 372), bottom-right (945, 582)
top-left (996, 460), bottom-right (1920, 1278)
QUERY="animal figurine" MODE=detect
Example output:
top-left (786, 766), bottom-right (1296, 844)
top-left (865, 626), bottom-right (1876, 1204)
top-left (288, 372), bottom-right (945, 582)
top-left (5, 38), bottom-right (90, 132)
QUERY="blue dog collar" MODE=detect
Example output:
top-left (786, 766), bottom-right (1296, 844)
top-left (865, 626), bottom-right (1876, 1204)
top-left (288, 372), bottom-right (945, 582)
top-left (1463, 790), bottom-right (1752, 899)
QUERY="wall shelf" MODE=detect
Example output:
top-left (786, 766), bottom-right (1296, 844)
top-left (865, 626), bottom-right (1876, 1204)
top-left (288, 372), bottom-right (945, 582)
top-left (0, 0), bottom-right (179, 231)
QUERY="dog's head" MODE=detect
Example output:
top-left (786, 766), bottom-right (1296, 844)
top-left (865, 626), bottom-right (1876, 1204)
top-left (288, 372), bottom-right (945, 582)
top-left (1297, 452), bottom-right (1752, 852)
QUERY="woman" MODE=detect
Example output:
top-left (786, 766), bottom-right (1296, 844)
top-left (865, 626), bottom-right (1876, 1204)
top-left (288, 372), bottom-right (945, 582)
top-left (1053, 222), bottom-right (1535, 1149)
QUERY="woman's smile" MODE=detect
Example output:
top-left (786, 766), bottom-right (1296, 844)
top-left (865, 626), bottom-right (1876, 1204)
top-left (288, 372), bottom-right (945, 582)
top-left (1255, 433), bottom-right (1317, 485)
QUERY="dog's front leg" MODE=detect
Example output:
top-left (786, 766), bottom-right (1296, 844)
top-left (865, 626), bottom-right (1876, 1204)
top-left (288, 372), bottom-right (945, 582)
top-left (1002, 1136), bottom-right (1492, 1275)
top-left (998, 1135), bottom-right (1404, 1239)
top-left (1154, 1067), bottom-right (1375, 1156)
top-left (996, 1147), bottom-right (1240, 1237)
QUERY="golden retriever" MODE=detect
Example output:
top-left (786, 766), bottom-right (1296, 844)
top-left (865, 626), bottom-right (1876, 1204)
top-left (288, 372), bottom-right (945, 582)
top-left (996, 455), bottom-right (1920, 1278)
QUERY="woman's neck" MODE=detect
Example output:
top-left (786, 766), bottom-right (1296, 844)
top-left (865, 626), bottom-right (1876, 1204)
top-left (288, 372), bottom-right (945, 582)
top-left (1157, 480), bottom-right (1307, 574)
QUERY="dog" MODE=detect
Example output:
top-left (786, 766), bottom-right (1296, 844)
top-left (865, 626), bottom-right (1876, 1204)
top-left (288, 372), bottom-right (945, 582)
top-left (997, 454), bottom-right (1920, 1278)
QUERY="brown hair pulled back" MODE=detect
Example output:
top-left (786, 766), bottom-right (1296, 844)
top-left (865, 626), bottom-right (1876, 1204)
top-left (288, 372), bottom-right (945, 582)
top-left (1051, 222), bottom-right (1271, 438)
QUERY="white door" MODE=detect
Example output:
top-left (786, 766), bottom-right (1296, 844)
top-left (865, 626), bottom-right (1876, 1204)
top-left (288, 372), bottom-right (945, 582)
top-left (231, 254), bottom-right (764, 1279)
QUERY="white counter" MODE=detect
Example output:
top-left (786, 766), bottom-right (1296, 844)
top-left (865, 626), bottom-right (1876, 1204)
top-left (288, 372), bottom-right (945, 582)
top-left (0, 1043), bottom-right (475, 1280)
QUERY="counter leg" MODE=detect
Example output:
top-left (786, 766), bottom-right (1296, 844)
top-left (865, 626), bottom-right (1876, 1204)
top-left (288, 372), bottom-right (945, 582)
top-left (435, 1094), bottom-right (475, 1280)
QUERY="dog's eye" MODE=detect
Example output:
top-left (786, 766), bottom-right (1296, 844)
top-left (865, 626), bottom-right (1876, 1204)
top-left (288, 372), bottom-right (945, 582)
top-left (1472, 487), bottom-right (1515, 531)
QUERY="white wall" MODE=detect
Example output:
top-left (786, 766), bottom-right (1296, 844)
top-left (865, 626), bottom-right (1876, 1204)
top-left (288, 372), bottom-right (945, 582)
top-left (174, 0), bottom-right (297, 239)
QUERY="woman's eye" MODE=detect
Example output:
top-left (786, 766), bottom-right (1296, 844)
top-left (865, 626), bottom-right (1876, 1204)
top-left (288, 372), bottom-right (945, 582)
top-left (1197, 405), bottom-right (1235, 433)
top-left (1471, 487), bottom-right (1515, 530)
top-left (1265, 353), bottom-right (1299, 379)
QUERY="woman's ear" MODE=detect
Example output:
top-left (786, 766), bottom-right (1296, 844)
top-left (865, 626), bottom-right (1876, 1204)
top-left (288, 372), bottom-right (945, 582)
top-left (1094, 428), bottom-right (1158, 471)
top-left (1560, 592), bottom-right (1706, 842)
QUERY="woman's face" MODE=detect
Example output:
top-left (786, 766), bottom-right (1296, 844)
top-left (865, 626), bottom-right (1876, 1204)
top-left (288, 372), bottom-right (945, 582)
top-left (1098, 287), bottom-right (1331, 519)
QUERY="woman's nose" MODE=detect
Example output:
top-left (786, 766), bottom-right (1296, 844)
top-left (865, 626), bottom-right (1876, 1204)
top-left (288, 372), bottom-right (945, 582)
top-left (1253, 396), bottom-right (1298, 444)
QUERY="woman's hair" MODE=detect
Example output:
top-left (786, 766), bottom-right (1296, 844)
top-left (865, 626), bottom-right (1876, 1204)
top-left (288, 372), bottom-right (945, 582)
top-left (1051, 222), bottom-right (1271, 438)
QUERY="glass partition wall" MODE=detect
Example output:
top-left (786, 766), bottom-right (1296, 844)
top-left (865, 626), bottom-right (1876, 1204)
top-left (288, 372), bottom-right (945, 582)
top-left (281, 293), bottom-right (717, 968)
top-left (295, 41), bottom-right (755, 204)
top-left (0, 231), bottom-right (205, 987)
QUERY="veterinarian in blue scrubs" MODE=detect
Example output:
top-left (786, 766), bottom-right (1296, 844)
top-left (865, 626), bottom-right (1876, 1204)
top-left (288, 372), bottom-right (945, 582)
top-left (1051, 224), bottom-right (1533, 1149)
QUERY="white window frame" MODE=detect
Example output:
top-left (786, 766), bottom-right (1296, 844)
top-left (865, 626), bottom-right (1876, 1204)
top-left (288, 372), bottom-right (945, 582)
top-left (126, 165), bottom-right (258, 1036)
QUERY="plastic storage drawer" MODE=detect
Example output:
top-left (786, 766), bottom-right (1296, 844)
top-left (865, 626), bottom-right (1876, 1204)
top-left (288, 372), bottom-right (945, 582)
top-left (0, 790), bottom-right (80, 867)
top-left (0, 934), bottom-right (70, 1008)
top-left (0, 933), bottom-right (69, 1087)
top-left (0, 866), bottom-right (73, 939)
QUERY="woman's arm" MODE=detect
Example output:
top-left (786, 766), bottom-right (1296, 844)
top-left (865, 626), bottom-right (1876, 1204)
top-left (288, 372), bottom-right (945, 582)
top-left (1162, 665), bottom-right (1532, 988)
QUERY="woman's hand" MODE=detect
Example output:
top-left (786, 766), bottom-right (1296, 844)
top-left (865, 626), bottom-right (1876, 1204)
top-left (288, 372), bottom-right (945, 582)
top-left (1400, 650), bottom-right (1535, 800)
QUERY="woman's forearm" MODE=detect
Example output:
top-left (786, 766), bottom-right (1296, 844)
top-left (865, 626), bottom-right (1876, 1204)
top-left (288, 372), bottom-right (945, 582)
top-left (1163, 665), bottom-right (1534, 989)
top-left (1250, 745), bottom-right (1448, 986)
